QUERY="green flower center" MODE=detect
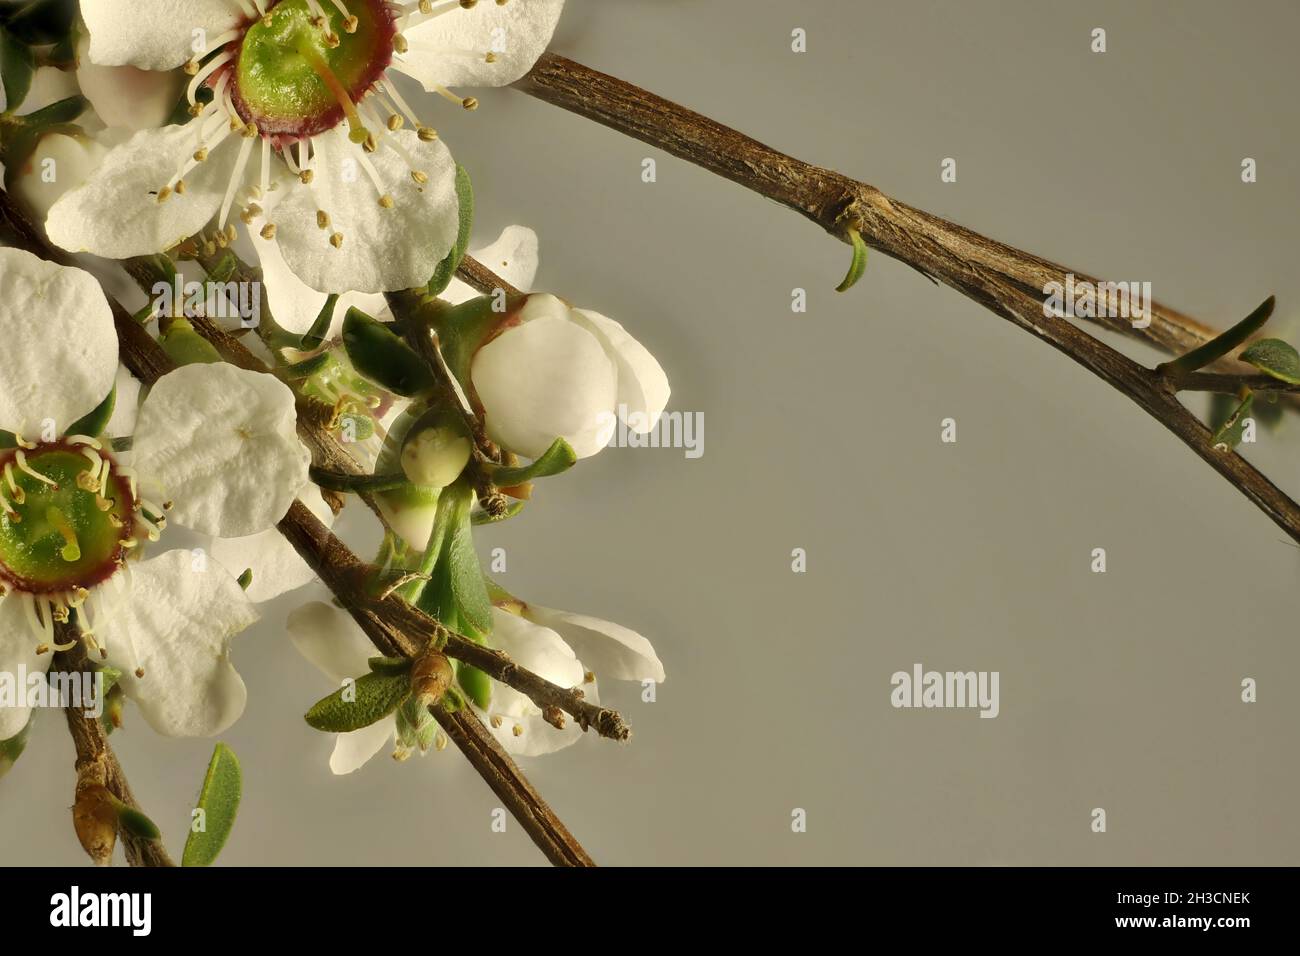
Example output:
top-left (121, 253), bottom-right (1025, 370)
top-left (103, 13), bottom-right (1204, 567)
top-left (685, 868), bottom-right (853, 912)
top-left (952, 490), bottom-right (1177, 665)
top-left (0, 445), bottom-right (136, 595)
top-left (231, 0), bottom-right (396, 139)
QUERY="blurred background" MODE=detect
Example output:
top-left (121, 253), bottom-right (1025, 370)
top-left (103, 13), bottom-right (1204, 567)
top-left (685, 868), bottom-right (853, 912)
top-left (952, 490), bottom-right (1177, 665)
top-left (4, 0), bottom-right (1299, 865)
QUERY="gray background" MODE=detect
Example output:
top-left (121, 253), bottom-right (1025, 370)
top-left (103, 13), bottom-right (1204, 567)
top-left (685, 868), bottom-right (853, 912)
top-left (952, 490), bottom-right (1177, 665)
top-left (4, 0), bottom-right (1300, 865)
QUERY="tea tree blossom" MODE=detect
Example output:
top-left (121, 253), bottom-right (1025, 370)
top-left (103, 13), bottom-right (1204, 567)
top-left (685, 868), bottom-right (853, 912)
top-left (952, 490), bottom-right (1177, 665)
top-left (46, 0), bottom-right (565, 294)
top-left (466, 293), bottom-right (670, 459)
top-left (288, 598), bottom-right (662, 771)
top-left (0, 248), bottom-right (310, 739)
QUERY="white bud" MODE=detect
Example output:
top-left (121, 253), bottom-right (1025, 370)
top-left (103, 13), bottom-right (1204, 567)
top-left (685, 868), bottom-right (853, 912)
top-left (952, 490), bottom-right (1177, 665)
top-left (400, 426), bottom-right (471, 488)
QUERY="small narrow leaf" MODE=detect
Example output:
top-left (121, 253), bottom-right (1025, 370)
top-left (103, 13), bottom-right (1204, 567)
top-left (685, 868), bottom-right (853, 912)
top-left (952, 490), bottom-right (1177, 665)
top-left (1159, 295), bottom-right (1276, 375)
top-left (1210, 392), bottom-right (1254, 451)
top-left (304, 672), bottom-right (411, 732)
top-left (1239, 337), bottom-right (1300, 384)
top-left (308, 465), bottom-right (409, 493)
top-left (368, 656), bottom-right (413, 677)
top-left (485, 438), bottom-right (577, 486)
top-left (300, 293), bottom-right (339, 351)
top-left (471, 499), bottom-right (526, 525)
top-left (835, 227), bottom-right (868, 293)
top-left (108, 797), bottom-right (162, 841)
top-left (65, 385), bottom-right (117, 439)
top-left (342, 307), bottom-right (435, 396)
top-left (1, 27), bottom-right (35, 114)
top-left (18, 93), bottom-right (87, 127)
top-left (427, 164), bottom-right (474, 296)
top-left (182, 743), bottom-right (242, 867)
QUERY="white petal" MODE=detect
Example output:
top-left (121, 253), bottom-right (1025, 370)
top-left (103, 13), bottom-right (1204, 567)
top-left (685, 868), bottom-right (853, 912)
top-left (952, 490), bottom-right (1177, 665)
top-left (100, 551), bottom-right (255, 737)
top-left (329, 718), bottom-right (395, 775)
top-left (476, 609), bottom-right (586, 757)
top-left (443, 225), bottom-right (539, 305)
top-left (571, 309), bottom-right (670, 432)
top-left (78, 49), bottom-right (185, 131)
top-left (251, 215), bottom-right (386, 335)
top-left (10, 132), bottom-right (108, 225)
top-left (105, 366), bottom-right (143, 439)
top-left (132, 364), bottom-right (311, 537)
top-left (523, 605), bottom-right (664, 683)
top-left (471, 296), bottom-right (616, 459)
top-left (0, 593), bottom-right (55, 740)
top-left (0, 248), bottom-right (118, 436)
top-left (396, 0), bottom-right (565, 90)
top-left (271, 127), bottom-right (458, 294)
top-left (286, 601), bottom-right (376, 684)
top-left (207, 486), bottom-right (333, 603)
top-left (82, 0), bottom-right (240, 70)
top-left (46, 122), bottom-right (238, 258)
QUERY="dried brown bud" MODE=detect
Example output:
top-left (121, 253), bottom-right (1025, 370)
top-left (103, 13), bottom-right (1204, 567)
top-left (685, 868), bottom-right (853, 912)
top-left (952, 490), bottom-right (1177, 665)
top-left (72, 782), bottom-right (118, 867)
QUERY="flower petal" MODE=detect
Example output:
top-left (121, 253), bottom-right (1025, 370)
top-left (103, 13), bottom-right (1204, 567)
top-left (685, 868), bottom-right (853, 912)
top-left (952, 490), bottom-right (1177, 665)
top-left (0, 248), bottom-right (118, 436)
top-left (471, 296), bottom-right (616, 459)
top-left (473, 608), bottom-right (585, 756)
top-left (99, 551), bottom-right (255, 737)
top-left (82, 0), bottom-right (240, 70)
top-left (131, 363), bottom-right (311, 537)
top-left (46, 122), bottom-right (238, 259)
top-left (286, 601), bottom-right (375, 684)
top-left (0, 593), bottom-right (54, 740)
top-left (396, 0), bottom-right (565, 90)
top-left (251, 213), bottom-right (386, 335)
top-left (523, 605), bottom-right (664, 683)
top-left (271, 127), bottom-right (458, 294)
top-left (329, 718), bottom-right (395, 775)
top-left (444, 225), bottom-right (539, 304)
top-left (572, 309), bottom-right (670, 433)
top-left (207, 486), bottom-right (334, 603)
top-left (78, 47), bottom-right (186, 131)
top-left (11, 132), bottom-right (108, 225)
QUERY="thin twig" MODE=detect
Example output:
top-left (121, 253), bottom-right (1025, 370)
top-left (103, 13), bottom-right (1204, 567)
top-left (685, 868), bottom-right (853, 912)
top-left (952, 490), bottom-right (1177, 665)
top-left (515, 53), bottom-right (1300, 545)
top-left (55, 641), bottom-right (174, 868)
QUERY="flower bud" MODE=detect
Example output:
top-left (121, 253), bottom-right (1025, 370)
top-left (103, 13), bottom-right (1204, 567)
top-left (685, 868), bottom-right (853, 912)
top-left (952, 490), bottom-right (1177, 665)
top-left (469, 294), bottom-right (670, 460)
top-left (11, 132), bottom-right (107, 226)
top-left (400, 425), bottom-right (471, 488)
top-left (72, 781), bottom-right (119, 867)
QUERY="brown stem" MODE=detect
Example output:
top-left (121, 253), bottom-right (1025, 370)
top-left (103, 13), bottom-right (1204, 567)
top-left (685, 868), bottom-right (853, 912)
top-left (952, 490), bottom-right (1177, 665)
top-left (55, 643), bottom-right (174, 868)
top-left (515, 53), bottom-right (1300, 544)
top-left (517, 53), bottom-right (1238, 363)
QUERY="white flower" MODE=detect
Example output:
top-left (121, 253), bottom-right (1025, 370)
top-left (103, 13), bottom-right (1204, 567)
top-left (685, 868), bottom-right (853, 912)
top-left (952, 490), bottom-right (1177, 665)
top-left (287, 600), bottom-right (661, 772)
top-left (48, 0), bottom-right (564, 294)
top-left (0, 248), bottom-right (310, 738)
top-left (471, 293), bottom-right (670, 459)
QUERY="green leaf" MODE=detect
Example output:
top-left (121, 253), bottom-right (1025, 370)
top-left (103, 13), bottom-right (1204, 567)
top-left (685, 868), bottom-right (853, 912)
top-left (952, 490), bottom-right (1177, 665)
top-left (0, 717), bottom-right (32, 779)
top-left (1158, 296), bottom-right (1275, 375)
top-left (160, 318), bottom-right (223, 365)
top-left (835, 226), bottom-right (868, 293)
top-left (368, 656), bottom-right (412, 677)
top-left (65, 384), bottom-right (116, 438)
top-left (485, 437), bottom-right (576, 486)
top-left (1210, 392), bottom-right (1254, 451)
top-left (308, 465), bottom-right (409, 493)
top-left (304, 671), bottom-right (411, 732)
top-left (342, 307), bottom-right (435, 396)
top-left (236, 568), bottom-right (253, 590)
top-left (19, 92), bottom-right (87, 127)
top-left (107, 796), bottom-right (162, 841)
top-left (1, 26), bottom-right (35, 114)
top-left (456, 656), bottom-right (492, 711)
top-left (1239, 337), bottom-right (1300, 385)
top-left (471, 499), bottom-right (526, 525)
top-left (182, 743), bottom-right (242, 867)
top-left (426, 163), bottom-right (473, 296)
top-left (300, 293), bottom-right (339, 351)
